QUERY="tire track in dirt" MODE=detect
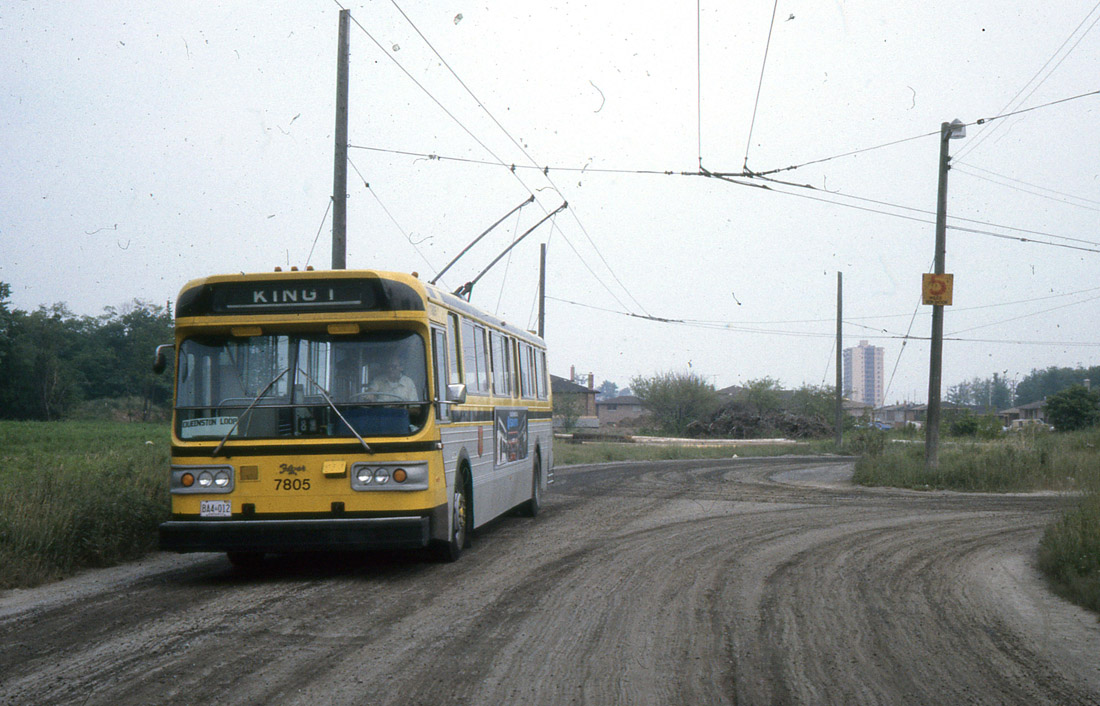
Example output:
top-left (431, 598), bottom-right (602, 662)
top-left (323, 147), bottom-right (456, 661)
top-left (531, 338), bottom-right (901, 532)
top-left (2, 457), bottom-right (1098, 705)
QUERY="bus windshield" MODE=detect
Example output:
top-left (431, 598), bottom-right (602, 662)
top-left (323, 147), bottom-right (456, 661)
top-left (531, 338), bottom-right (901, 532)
top-left (175, 330), bottom-right (429, 440)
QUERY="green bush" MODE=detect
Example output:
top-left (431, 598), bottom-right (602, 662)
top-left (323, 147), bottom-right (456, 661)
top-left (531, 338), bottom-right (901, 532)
top-left (1039, 490), bottom-right (1100, 612)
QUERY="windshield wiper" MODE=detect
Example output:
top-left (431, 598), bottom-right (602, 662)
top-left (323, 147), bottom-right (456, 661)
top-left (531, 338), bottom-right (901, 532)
top-left (294, 368), bottom-right (373, 455)
top-left (212, 367), bottom-right (289, 457)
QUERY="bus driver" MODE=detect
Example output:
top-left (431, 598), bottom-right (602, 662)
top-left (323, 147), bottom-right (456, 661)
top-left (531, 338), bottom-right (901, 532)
top-left (365, 349), bottom-right (419, 402)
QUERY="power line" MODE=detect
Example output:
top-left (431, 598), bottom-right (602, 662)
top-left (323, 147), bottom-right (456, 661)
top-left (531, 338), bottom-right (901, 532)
top-left (337, 4), bottom-right (524, 190)
top-left (972, 87), bottom-right (1100, 129)
top-left (954, 0), bottom-right (1100, 160)
top-left (347, 156), bottom-right (442, 276)
top-left (350, 141), bottom-right (1100, 255)
top-left (747, 130), bottom-right (941, 178)
top-left (743, 0), bottom-right (781, 171)
top-left (946, 293), bottom-right (1100, 336)
top-left (697, 0), bottom-right (703, 170)
top-left (747, 171), bottom-right (1100, 248)
top-left (348, 143), bottom-right (690, 176)
top-left (710, 173), bottom-right (1100, 254)
top-left (742, 84), bottom-right (1097, 179)
top-left (952, 163), bottom-right (1100, 212)
top-left (384, 0), bottom-right (653, 318)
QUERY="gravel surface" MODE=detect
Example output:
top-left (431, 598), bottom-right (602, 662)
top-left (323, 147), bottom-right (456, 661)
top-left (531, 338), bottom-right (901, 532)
top-left (2, 456), bottom-right (1098, 705)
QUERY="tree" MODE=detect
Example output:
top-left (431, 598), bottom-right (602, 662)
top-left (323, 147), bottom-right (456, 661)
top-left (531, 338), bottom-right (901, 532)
top-left (1044, 385), bottom-right (1100, 432)
top-left (0, 293), bottom-right (174, 421)
top-left (630, 370), bottom-right (719, 436)
top-left (946, 373), bottom-right (1014, 410)
top-left (5, 304), bottom-right (84, 419)
top-left (1017, 366), bottom-right (1100, 406)
top-left (788, 384), bottom-right (835, 422)
top-left (596, 380), bottom-right (619, 399)
top-left (741, 377), bottom-right (783, 413)
top-left (553, 392), bottom-right (584, 432)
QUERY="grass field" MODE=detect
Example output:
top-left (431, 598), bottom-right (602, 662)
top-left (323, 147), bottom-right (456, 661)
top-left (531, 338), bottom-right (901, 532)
top-left (852, 426), bottom-right (1100, 613)
top-left (0, 421), bottom-right (169, 589)
top-left (1, 421), bottom-right (1096, 615)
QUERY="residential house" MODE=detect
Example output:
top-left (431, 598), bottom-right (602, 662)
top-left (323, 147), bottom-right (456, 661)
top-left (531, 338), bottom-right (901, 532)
top-left (596, 395), bottom-right (649, 427)
top-left (999, 399), bottom-right (1047, 427)
top-left (551, 374), bottom-right (598, 429)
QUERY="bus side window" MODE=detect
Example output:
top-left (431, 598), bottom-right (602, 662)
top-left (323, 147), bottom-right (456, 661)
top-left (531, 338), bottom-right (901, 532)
top-left (461, 318), bottom-right (478, 392)
top-left (462, 319), bottom-right (490, 394)
top-left (536, 350), bottom-right (548, 399)
top-left (490, 331), bottom-right (513, 398)
top-left (447, 313), bottom-right (461, 386)
top-left (432, 328), bottom-right (449, 419)
top-left (519, 343), bottom-right (535, 399)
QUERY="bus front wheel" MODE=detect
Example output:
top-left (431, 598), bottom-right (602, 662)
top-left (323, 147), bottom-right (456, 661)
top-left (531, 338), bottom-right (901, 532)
top-left (434, 470), bottom-right (471, 562)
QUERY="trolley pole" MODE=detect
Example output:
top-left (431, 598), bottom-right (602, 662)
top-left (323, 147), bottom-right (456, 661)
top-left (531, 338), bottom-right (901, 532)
top-left (331, 9), bottom-right (350, 270)
top-left (925, 119), bottom-right (965, 469)
top-left (538, 244), bottom-right (547, 339)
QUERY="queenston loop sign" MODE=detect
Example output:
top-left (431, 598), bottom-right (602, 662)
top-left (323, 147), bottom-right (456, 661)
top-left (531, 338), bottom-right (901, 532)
top-left (922, 274), bottom-right (954, 306)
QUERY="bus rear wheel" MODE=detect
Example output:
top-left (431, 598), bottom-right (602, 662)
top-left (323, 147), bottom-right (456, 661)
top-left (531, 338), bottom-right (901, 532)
top-left (517, 452), bottom-right (541, 518)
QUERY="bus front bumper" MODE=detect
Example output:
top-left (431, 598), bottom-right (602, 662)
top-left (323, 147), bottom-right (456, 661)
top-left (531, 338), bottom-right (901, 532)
top-left (159, 516), bottom-right (432, 554)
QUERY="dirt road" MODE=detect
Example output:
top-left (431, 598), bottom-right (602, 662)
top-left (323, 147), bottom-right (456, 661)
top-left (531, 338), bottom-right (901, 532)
top-left (3, 457), bottom-right (1099, 705)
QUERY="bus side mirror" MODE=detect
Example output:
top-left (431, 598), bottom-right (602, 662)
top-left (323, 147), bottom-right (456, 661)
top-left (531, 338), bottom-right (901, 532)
top-left (152, 344), bottom-right (173, 375)
top-left (446, 384), bottom-right (467, 404)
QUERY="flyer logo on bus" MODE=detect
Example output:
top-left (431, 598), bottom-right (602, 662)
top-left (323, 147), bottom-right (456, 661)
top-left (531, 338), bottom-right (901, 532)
top-left (922, 273), bottom-right (954, 306)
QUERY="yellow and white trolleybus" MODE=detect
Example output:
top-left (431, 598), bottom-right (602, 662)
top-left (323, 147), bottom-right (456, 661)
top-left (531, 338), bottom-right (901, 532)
top-left (156, 269), bottom-right (552, 564)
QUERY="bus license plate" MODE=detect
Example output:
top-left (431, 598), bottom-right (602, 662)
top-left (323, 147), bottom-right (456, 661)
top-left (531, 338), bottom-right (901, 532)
top-left (200, 500), bottom-right (232, 518)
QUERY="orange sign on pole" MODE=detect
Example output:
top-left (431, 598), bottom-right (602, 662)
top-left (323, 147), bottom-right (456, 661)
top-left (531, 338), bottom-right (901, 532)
top-left (922, 273), bottom-right (954, 306)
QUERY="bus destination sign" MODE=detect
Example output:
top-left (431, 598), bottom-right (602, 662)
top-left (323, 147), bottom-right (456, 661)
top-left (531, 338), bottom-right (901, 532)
top-left (207, 280), bottom-right (376, 314)
top-left (176, 276), bottom-right (426, 317)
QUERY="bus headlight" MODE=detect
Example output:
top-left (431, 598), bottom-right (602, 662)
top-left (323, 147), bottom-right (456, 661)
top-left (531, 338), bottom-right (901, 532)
top-left (170, 465), bottom-right (235, 494)
top-left (351, 463), bottom-right (428, 491)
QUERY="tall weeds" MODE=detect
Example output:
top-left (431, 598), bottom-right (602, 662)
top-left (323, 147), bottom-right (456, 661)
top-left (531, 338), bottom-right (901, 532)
top-left (0, 421), bottom-right (169, 589)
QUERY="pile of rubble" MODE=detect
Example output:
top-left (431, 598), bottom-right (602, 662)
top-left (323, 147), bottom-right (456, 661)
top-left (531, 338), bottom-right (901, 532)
top-left (685, 404), bottom-right (833, 440)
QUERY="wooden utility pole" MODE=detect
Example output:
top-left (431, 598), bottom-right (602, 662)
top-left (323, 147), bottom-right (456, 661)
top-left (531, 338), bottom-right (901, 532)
top-left (835, 272), bottom-right (843, 450)
top-left (331, 9), bottom-right (350, 270)
top-left (538, 244), bottom-right (547, 339)
top-left (925, 119), bottom-right (965, 469)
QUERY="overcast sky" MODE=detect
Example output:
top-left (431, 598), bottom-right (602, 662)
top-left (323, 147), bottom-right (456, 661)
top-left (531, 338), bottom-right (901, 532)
top-left (2, 1), bottom-right (1098, 402)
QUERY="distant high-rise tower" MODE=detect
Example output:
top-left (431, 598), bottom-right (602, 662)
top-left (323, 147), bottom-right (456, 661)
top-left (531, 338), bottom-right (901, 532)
top-left (843, 340), bottom-right (884, 407)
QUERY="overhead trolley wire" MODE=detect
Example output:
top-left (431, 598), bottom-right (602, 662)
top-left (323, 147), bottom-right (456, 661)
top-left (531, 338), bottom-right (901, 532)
top-left (747, 171), bottom-right (1100, 249)
top-left (952, 162), bottom-right (1100, 210)
top-left (742, 130), bottom-right (940, 178)
top-left (710, 172), bottom-right (1100, 254)
top-left (946, 293), bottom-right (1100, 337)
top-left (347, 144), bottom-right (689, 176)
top-left (737, 86), bottom-right (1096, 179)
top-left (337, 4), bottom-right (525, 191)
top-left (742, 0), bottom-right (781, 171)
top-left (350, 143), bottom-right (1100, 255)
top-left (697, 0), bottom-right (703, 169)
top-left (347, 156), bottom-right (442, 276)
top-left (304, 197), bottom-right (335, 269)
top-left (954, 0), bottom-right (1100, 161)
top-left (384, 0), bottom-right (653, 318)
